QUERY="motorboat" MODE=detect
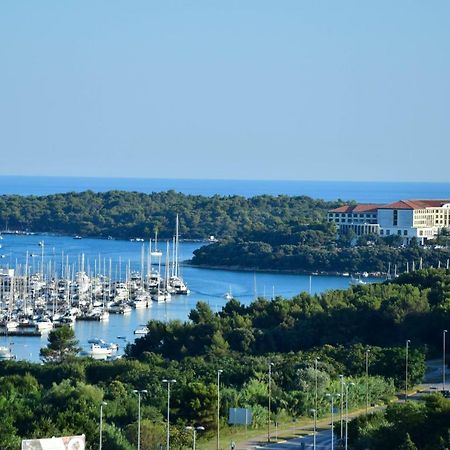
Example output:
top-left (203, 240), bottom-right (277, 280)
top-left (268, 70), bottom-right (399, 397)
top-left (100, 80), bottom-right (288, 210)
top-left (35, 318), bottom-right (53, 332)
top-left (87, 338), bottom-right (119, 352)
top-left (0, 346), bottom-right (15, 360)
top-left (5, 321), bottom-right (19, 331)
top-left (134, 327), bottom-right (149, 335)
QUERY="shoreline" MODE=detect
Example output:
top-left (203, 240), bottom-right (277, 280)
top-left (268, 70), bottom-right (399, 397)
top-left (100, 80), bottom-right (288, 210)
top-left (185, 261), bottom-right (387, 278)
top-left (0, 229), bottom-right (212, 244)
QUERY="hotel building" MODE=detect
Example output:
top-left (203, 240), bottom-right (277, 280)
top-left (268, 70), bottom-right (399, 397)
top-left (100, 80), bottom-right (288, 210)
top-left (328, 199), bottom-right (450, 244)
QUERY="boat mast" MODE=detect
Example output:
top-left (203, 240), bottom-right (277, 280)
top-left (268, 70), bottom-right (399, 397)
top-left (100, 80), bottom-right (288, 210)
top-left (175, 214), bottom-right (179, 278)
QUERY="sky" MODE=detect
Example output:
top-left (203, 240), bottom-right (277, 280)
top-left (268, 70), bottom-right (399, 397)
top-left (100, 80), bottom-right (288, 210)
top-left (0, 1), bottom-right (449, 182)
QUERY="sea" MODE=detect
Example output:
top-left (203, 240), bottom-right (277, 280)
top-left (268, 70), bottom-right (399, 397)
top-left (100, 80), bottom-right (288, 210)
top-left (0, 175), bottom-right (449, 202)
top-left (0, 176), bottom-right (449, 362)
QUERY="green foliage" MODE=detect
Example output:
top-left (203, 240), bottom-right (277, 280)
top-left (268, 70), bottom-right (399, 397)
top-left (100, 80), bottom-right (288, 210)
top-left (349, 394), bottom-right (450, 450)
top-left (0, 191), bottom-right (338, 239)
top-left (129, 270), bottom-right (446, 366)
top-left (3, 270), bottom-right (450, 449)
top-left (40, 326), bottom-right (81, 363)
top-left (192, 238), bottom-right (450, 274)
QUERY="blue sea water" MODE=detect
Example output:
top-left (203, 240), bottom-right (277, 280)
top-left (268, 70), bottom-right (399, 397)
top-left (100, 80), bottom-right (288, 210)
top-left (0, 175), bottom-right (449, 202)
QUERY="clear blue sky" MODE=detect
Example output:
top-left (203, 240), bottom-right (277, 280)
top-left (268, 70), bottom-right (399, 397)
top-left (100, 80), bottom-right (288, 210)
top-left (1, 1), bottom-right (449, 181)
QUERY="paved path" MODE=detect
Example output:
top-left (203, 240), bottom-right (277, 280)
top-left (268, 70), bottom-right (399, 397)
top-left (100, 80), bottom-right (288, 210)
top-left (262, 429), bottom-right (335, 450)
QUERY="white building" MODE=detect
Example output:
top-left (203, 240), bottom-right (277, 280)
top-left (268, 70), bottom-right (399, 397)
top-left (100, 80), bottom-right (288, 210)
top-left (327, 204), bottom-right (381, 236)
top-left (328, 199), bottom-right (450, 244)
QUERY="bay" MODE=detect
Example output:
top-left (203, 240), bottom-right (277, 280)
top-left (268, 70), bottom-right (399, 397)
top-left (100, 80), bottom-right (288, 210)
top-left (0, 233), bottom-right (373, 362)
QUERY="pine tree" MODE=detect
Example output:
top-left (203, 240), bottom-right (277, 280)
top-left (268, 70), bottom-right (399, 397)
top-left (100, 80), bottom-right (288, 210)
top-left (397, 433), bottom-right (417, 450)
top-left (40, 325), bottom-right (81, 362)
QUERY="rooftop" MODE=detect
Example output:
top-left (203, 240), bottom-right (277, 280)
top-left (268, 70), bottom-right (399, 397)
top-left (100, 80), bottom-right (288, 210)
top-left (330, 204), bottom-right (381, 213)
top-left (331, 199), bottom-right (450, 212)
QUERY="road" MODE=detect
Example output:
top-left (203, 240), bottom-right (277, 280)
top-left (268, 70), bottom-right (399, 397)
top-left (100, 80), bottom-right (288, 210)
top-left (262, 429), bottom-right (336, 450)
top-left (237, 359), bottom-right (446, 450)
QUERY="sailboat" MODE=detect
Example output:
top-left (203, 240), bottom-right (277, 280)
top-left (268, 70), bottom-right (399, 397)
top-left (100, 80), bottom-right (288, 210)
top-left (224, 285), bottom-right (233, 300)
top-left (151, 234), bottom-right (166, 302)
top-left (168, 215), bottom-right (190, 295)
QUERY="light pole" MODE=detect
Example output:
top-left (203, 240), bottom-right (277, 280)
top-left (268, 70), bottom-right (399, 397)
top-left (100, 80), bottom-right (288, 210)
top-left (314, 358), bottom-right (319, 413)
top-left (186, 426), bottom-right (205, 450)
top-left (345, 382), bottom-right (355, 450)
top-left (310, 409), bottom-right (317, 450)
top-left (162, 379), bottom-right (176, 450)
top-left (313, 357), bottom-right (319, 448)
top-left (443, 330), bottom-right (448, 391)
top-left (326, 394), bottom-right (340, 450)
top-left (133, 389), bottom-right (148, 450)
top-left (405, 340), bottom-right (411, 401)
top-left (365, 348), bottom-right (370, 415)
top-left (217, 369), bottom-right (223, 450)
top-left (268, 362), bottom-right (274, 443)
top-left (99, 401), bottom-right (107, 450)
top-left (339, 375), bottom-right (344, 444)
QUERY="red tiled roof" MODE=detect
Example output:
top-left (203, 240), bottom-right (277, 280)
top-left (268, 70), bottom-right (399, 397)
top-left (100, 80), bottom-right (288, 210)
top-left (330, 204), bottom-right (381, 213)
top-left (330, 199), bottom-right (450, 213)
top-left (379, 199), bottom-right (450, 210)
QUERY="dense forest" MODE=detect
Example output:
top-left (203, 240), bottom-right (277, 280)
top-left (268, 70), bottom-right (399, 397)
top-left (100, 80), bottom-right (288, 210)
top-left (3, 269), bottom-right (450, 448)
top-left (191, 234), bottom-right (450, 273)
top-left (349, 395), bottom-right (450, 450)
top-left (0, 190), bottom-right (339, 240)
top-left (129, 268), bottom-right (450, 359)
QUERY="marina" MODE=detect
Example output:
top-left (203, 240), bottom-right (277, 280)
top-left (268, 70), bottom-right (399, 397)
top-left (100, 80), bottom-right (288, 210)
top-left (0, 230), bottom-right (378, 362)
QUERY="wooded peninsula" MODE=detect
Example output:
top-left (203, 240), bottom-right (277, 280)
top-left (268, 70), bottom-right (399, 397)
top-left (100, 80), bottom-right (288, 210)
top-left (1, 190), bottom-right (449, 274)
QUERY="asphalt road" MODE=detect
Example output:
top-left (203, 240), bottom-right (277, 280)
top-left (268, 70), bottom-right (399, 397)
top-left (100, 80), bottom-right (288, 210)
top-left (258, 429), bottom-right (337, 450)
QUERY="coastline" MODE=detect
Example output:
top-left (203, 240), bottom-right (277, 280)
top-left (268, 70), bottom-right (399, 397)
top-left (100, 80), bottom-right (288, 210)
top-left (185, 261), bottom-right (386, 278)
top-left (0, 229), bottom-right (212, 244)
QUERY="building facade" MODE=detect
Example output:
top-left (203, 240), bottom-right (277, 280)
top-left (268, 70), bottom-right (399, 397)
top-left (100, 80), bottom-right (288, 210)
top-left (328, 199), bottom-right (450, 244)
top-left (327, 204), bottom-right (380, 236)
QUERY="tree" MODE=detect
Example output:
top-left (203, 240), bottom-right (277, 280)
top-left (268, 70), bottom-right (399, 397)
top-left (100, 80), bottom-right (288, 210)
top-left (40, 326), bottom-right (81, 363)
top-left (397, 433), bottom-right (417, 450)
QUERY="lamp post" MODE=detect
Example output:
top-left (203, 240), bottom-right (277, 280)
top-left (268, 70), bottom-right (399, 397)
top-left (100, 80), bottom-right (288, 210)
top-left (268, 362), bottom-right (274, 443)
top-left (162, 379), bottom-right (176, 450)
top-left (345, 382), bottom-right (355, 450)
top-left (186, 426), bottom-right (205, 450)
top-left (443, 330), bottom-right (448, 391)
top-left (339, 375), bottom-right (344, 443)
top-left (405, 340), bottom-right (411, 401)
top-left (313, 357), bottom-right (319, 449)
top-left (314, 358), bottom-right (319, 412)
top-left (99, 401), bottom-right (107, 450)
top-left (326, 394), bottom-right (340, 450)
top-left (365, 348), bottom-right (370, 415)
top-left (217, 369), bottom-right (223, 450)
top-left (133, 389), bottom-right (148, 450)
top-left (310, 409), bottom-right (317, 450)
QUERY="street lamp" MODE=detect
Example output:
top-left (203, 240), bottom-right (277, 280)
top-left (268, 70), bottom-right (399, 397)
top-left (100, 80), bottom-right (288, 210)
top-left (314, 358), bottom-right (319, 412)
top-left (310, 409), bottom-right (317, 450)
top-left (326, 394), bottom-right (340, 450)
top-left (405, 340), bottom-right (411, 401)
top-left (345, 382), bottom-right (355, 450)
top-left (217, 369), bottom-right (223, 450)
top-left (443, 330), bottom-right (448, 391)
top-left (133, 389), bottom-right (148, 450)
top-left (365, 348), bottom-right (370, 415)
top-left (339, 375), bottom-right (344, 443)
top-left (186, 426), bottom-right (205, 450)
top-left (313, 357), bottom-right (320, 445)
top-left (99, 401), bottom-right (107, 450)
top-left (268, 362), bottom-right (274, 443)
top-left (162, 379), bottom-right (176, 450)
